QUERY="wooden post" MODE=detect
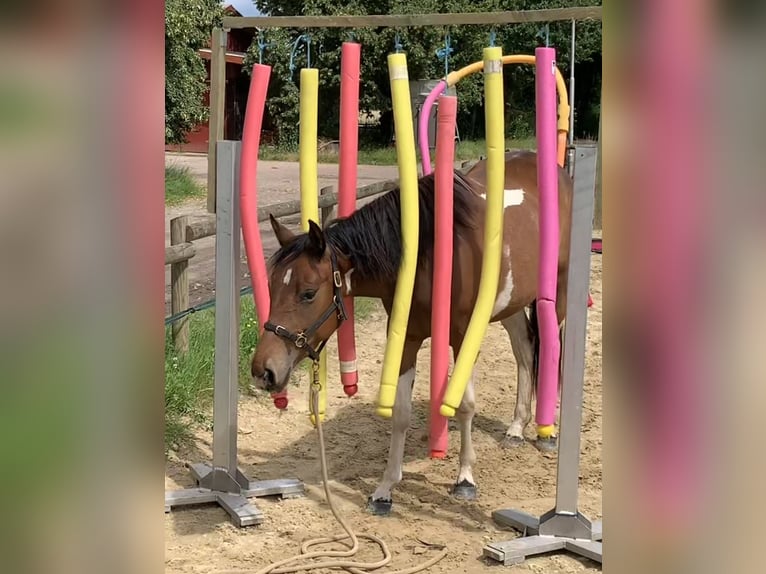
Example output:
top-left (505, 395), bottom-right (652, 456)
top-left (320, 185), bottom-right (335, 224)
top-left (207, 27), bottom-right (228, 214)
top-left (171, 216), bottom-right (190, 354)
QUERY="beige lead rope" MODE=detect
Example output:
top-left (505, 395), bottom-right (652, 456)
top-left (224, 362), bottom-right (447, 574)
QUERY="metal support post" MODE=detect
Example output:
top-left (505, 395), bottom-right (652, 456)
top-left (565, 19), bottom-right (577, 178)
top-left (165, 141), bottom-right (303, 527)
top-left (483, 144), bottom-right (602, 565)
top-left (207, 28), bottom-right (227, 214)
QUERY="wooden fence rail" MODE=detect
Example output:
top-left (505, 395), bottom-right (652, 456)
top-left (185, 177), bottom-right (398, 243)
top-left (165, 242), bottom-right (196, 265)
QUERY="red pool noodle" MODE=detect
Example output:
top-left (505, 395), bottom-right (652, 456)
top-left (239, 64), bottom-right (287, 408)
top-left (337, 43), bottom-right (361, 397)
top-left (429, 95), bottom-right (457, 459)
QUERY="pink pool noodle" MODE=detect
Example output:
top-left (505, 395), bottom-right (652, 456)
top-left (240, 64), bottom-right (288, 409)
top-left (337, 42), bottom-right (361, 397)
top-left (429, 95), bottom-right (457, 459)
top-left (533, 47), bottom-right (561, 430)
top-left (418, 80), bottom-right (447, 176)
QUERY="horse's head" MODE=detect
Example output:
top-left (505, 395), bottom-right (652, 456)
top-left (250, 215), bottom-right (348, 393)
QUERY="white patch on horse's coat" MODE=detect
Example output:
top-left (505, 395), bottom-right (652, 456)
top-left (479, 188), bottom-right (525, 209)
top-left (339, 360), bottom-right (357, 374)
top-left (503, 188), bottom-right (525, 207)
top-left (282, 268), bottom-right (292, 285)
top-left (371, 367), bottom-right (415, 501)
top-left (456, 374), bottom-right (477, 486)
top-left (344, 268), bottom-right (354, 294)
top-left (492, 255), bottom-right (514, 317)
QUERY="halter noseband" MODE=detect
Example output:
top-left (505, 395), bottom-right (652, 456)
top-left (263, 250), bottom-right (348, 362)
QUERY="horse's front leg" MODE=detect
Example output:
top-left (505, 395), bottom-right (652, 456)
top-left (367, 340), bottom-right (420, 516)
top-left (452, 371), bottom-right (478, 500)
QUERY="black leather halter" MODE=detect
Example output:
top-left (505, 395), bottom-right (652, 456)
top-left (263, 250), bottom-right (348, 362)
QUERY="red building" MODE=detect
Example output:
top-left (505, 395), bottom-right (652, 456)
top-left (165, 6), bottom-right (255, 153)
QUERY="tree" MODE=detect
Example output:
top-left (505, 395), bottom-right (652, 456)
top-left (249, 0), bottom-right (602, 144)
top-left (165, 0), bottom-right (223, 144)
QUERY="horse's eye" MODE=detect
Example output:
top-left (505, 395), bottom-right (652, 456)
top-left (300, 289), bottom-right (317, 302)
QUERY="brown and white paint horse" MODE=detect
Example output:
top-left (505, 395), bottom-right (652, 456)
top-left (251, 150), bottom-right (573, 514)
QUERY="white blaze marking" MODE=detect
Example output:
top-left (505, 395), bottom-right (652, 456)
top-left (344, 268), bottom-right (354, 294)
top-left (479, 188), bottom-right (526, 209)
top-left (492, 246), bottom-right (514, 317)
top-left (282, 268), bottom-right (292, 285)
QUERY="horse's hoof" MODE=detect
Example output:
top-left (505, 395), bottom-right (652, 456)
top-left (452, 479), bottom-right (478, 500)
top-left (502, 435), bottom-right (525, 448)
top-left (366, 496), bottom-right (393, 516)
top-left (535, 435), bottom-right (558, 453)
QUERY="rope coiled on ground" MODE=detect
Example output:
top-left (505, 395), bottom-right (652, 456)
top-left (223, 366), bottom-right (448, 574)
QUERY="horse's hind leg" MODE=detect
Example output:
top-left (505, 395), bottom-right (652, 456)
top-left (367, 337), bottom-right (422, 516)
top-left (452, 370), bottom-right (478, 500)
top-left (501, 311), bottom-right (535, 447)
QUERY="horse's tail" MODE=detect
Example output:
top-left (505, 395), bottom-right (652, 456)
top-left (527, 301), bottom-right (541, 398)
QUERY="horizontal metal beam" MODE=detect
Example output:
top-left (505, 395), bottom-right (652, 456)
top-left (223, 7), bottom-right (602, 30)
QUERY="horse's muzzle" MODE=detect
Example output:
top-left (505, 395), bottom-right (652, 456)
top-left (251, 357), bottom-right (290, 393)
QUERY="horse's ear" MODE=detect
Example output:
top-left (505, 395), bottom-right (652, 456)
top-left (307, 219), bottom-right (326, 257)
top-left (270, 214), bottom-right (295, 247)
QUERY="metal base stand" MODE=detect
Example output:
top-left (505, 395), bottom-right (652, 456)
top-left (484, 145), bottom-right (602, 566)
top-left (485, 510), bottom-right (602, 565)
top-left (164, 141), bottom-right (304, 527)
top-left (165, 465), bottom-right (303, 527)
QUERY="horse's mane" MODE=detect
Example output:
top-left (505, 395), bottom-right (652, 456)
top-left (270, 170), bottom-right (478, 283)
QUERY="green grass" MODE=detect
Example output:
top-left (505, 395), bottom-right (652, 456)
top-left (353, 297), bottom-right (380, 320)
top-left (258, 138), bottom-right (537, 166)
top-left (164, 295), bottom-right (381, 453)
top-left (165, 297), bottom-right (260, 452)
top-left (165, 164), bottom-right (205, 205)
top-left (165, 308), bottom-right (215, 453)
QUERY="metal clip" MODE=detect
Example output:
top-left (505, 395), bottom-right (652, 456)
top-left (311, 360), bottom-right (321, 389)
top-left (394, 32), bottom-right (402, 53)
top-left (295, 333), bottom-right (307, 348)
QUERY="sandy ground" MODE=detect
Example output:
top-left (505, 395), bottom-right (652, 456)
top-left (164, 153), bottom-right (602, 573)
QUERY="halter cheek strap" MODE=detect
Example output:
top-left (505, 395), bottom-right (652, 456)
top-left (264, 250), bottom-right (348, 361)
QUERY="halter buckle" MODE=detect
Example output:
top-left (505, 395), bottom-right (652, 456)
top-left (333, 270), bottom-right (343, 288)
top-left (274, 325), bottom-right (289, 338)
top-left (294, 332), bottom-right (308, 348)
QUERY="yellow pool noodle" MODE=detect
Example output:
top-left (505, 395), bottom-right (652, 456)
top-left (537, 424), bottom-right (556, 439)
top-left (376, 53), bottom-right (419, 418)
top-left (440, 47), bottom-right (505, 418)
top-left (299, 68), bottom-right (327, 424)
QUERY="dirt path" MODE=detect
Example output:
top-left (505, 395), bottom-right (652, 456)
top-left (165, 153), bottom-right (400, 314)
top-left (164, 253), bottom-right (603, 574)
